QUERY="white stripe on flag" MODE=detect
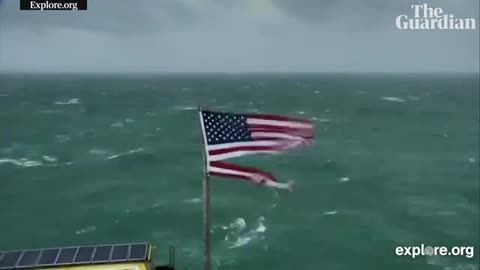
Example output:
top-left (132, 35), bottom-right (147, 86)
top-left (251, 131), bottom-right (307, 140)
top-left (247, 118), bottom-right (312, 129)
top-left (209, 150), bottom-right (278, 161)
top-left (208, 166), bottom-right (253, 177)
top-left (206, 140), bottom-right (284, 151)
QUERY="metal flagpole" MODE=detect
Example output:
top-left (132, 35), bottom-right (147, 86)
top-left (202, 161), bottom-right (211, 270)
top-left (198, 107), bottom-right (211, 270)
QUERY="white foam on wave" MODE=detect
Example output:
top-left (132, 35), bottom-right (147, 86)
top-left (173, 106), bottom-right (196, 111)
top-left (339, 177), bottom-right (350, 183)
top-left (381, 96), bottom-right (406, 103)
top-left (111, 122), bottom-right (124, 128)
top-left (107, 148), bottom-right (144, 160)
top-left (323, 210), bottom-right (338, 216)
top-left (184, 197), bottom-right (201, 204)
top-left (426, 256), bottom-right (477, 270)
top-left (42, 155), bottom-right (58, 163)
top-left (468, 157), bottom-right (476, 163)
top-left (0, 158), bottom-right (43, 167)
top-left (75, 226), bottom-right (96, 235)
top-left (226, 217), bottom-right (266, 249)
top-left (54, 98), bottom-right (80, 105)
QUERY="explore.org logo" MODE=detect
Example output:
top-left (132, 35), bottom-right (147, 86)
top-left (396, 3), bottom-right (477, 30)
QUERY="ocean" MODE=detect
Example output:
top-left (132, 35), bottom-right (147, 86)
top-left (0, 73), bottom-right (478, 270)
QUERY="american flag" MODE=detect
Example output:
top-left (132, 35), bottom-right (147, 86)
top-left (199, 109), bottom-right (313, 187)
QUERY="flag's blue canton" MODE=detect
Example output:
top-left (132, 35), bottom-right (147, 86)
top-left (202, 111), bottom-right (252, 145)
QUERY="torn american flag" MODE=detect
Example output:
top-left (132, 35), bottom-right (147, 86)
top-left (199, 109), bottom-right (313, 190)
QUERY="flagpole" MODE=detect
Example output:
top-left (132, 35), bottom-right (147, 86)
top-left (198, 107), bottom-right (211, 270)
top-left (202, 163), bottom-right (211, 270)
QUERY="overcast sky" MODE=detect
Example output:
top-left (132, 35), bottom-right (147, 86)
top-left (0, 0), bottom-right (478, 73)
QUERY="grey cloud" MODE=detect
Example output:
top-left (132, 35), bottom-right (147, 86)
top-left (0, 0), bottom-right (478, 73)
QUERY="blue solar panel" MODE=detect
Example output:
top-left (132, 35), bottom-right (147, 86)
top-left (129, 244), bottom-right (148, 261)
top-left (37, 249), bottom-right (60, 266)
top-left (56, 248), bottom-right (77, 264)
top-left (110, 245), bottom-right (129, 261)
top-left (17, 250), bottom-right (41, 267)
top-left (0, 251), bottom-right (22, 269)
top-left (92, 246), bottom-right (112, 262)
top-left (73, 247), bottom-right (94, 263)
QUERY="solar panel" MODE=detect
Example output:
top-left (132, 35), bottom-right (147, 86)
top-left (110, 245), bottom-right (129, 262)
top-left (0, 243), bottom-right (151, 269)
top-left (55, 248), bottom-right (77, 264)
top-left (37, 249), bottom-right (60, 266)
top-left (129, 244), bottom-right (148, 261)
top-left (73, 247), bottom-right (94, 263)
top-left (0, 251), bottom-right (22, 269)
top-left (17, 250), bottom-right (41, 267)
top-left (92, 246), bottom-right (112, 262)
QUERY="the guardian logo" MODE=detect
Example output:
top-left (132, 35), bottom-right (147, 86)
top-left (396, 4), bottom-right (477, 30)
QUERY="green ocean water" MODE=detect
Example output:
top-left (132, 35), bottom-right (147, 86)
top-left (0, 73), bottom-right (478, 270)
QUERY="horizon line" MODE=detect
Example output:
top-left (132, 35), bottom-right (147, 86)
top-left (0, 71), bottom-right (478, 76)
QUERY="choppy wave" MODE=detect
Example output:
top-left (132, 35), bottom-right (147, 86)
top-left (111, 122), bottom-right (124, 128)
top-left (173, 106), bottom-right (196, 111)
top-left (38, 110), bottom-right (64, 114)
top-left (75, 226), bottom-right (96, 235)
top-left (407, 96), bottom-right (421, 101)
top-left (339, 177), bottom-right (350, 183)
top-left (55, 134), bottom-right (71, 142)
top-left (381, 96), bottom-right (406, 103)
top-left (183, 197), bottom-right (201, 204)
top-left (323, 210), bottom-right (338, 216)
top-left (224, 217), bottom-right (266, 249)
top-left (42, 155), bottom-right (58, 163)
top-left (54, 98), bottom-right (80, 105)
top-left (89, 148), bottom-right (111, 156)
top-left (107, 148), bottom-right (144, 160)
top-left (111, 118), bottom-right (135, 128)
top-left (0, 158), bottom-right (43, 167)
top-left (426, 256), bottom-right (477, 270)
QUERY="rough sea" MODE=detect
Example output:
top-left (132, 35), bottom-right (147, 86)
top-left (0, 73), bottom-right (478, 270)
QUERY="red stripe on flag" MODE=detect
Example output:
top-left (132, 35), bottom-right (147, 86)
top-left (208, 146), bottom-right (279, 156)
top-left (210, 161), bottom-right (277, 182)
top-left (249, 124), bottom-right (313, 136)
